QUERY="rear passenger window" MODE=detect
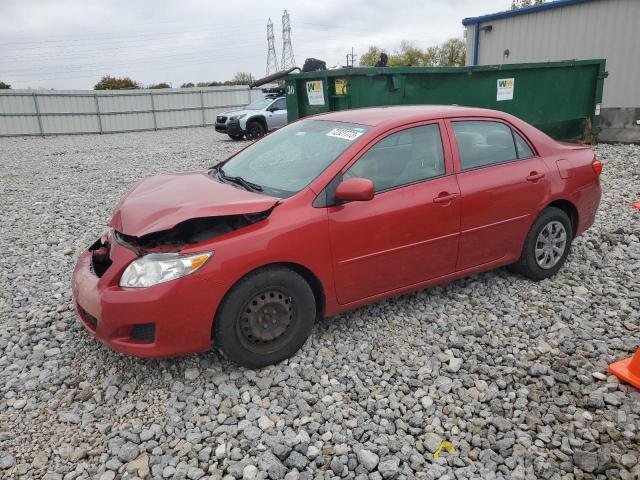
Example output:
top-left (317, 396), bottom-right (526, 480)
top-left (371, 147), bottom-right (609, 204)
top-left (453, 121), bottom-right (518, 170)
top-left (514, 131), bottom-right (534, 158)
top-left (345, 124), bottom-right (445, 192)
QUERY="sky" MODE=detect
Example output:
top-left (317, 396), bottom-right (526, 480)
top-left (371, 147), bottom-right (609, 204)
top-left (0, 0), bottom-right (512, 90)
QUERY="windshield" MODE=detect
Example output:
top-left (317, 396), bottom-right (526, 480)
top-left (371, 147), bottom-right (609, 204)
top-left (220, 120), bottom-right (369, 198)
top-left (245, 98), bottom-right (274, 110)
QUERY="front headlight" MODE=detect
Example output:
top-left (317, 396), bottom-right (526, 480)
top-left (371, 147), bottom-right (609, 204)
top-left (230, 114), bottom-right (247, 121)
top-left (119, 252), bottom-right (212, 288)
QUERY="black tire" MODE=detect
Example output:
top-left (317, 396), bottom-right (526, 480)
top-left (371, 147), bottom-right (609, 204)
top-left (228, 133), bottom-right (244, 140)
top-left (245, 121), bottom-right (265, 140)
top-left (213, 267), bottom-right (316, 369)
top-left (509, 207), bottom-right (573, 281)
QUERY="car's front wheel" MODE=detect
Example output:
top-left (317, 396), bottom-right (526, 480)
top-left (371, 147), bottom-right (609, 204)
top-left (509, 206), bottom-right (573, 280)
top-left (213, 267), bottom-right (316, 369)
top-left (245, 121), bottom-right (265, 140)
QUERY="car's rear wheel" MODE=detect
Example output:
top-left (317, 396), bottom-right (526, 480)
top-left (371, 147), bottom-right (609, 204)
top-left (213, 267), bottom-right (316, 369)
top-left (509, 207), bottom-right (573, 280)
top-left (228, 133), bottom-right (244, 140)
top-left (245, 121), bottom-right (265, 140)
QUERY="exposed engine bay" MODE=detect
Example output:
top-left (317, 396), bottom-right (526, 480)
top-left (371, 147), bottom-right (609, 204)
top-left (114, 211), bottom-right (272, 254)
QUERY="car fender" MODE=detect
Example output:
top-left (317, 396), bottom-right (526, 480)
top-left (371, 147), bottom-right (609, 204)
top-left (242, 114), bottom-right (267, 131)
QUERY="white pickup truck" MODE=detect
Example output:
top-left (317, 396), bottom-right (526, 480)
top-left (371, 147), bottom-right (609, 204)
top-left (215, 96), bottom-right (287, 140)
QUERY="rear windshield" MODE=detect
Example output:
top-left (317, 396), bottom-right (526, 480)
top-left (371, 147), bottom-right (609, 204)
top-left (221, 120), bottom-right (369, 197)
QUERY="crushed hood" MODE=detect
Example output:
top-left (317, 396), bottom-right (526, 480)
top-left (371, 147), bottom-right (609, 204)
top-left (110, 171), bottom-right (279, 237)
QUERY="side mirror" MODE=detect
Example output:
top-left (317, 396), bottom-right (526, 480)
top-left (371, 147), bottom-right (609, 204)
top-left (335, 177), bottom-right (374, 202)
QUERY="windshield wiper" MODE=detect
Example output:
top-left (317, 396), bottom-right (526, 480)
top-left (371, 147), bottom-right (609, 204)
top-left (216, 166), bottom-right (263, 192)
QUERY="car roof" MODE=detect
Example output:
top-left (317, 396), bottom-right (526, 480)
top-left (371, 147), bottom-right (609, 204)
top-left (312, 105), bottom-right (510, 127)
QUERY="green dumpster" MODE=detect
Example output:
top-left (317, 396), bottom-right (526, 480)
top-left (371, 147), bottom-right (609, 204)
top-left (285, 59), bottom-right (606, 141)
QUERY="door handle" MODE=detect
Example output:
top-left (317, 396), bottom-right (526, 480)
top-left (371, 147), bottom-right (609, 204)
top-left (433, 192), bottom-right (458, 204)
top-left (526, 171), bottom-right (545, 182)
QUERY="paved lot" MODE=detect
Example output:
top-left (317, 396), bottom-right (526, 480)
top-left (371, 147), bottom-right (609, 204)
top-left (0, 128), bottom-right (639, 480)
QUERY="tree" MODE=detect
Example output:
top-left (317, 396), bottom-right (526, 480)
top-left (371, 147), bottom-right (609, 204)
top-left (0, 81), bottom-right (10, 89)
top-left (359, 46), bottom-right (386, 67)
top-left (396, 41), bottom-right (425, 66)
top-left (359, 38), bottom-right (465, 68)
top-left (149, 82), bottom-right (171, 89)
top-left (180, 82), bottom-right (195, 88)
top-left (511, 0), bottom-right (544, 9)
top-left (231, 72), bottom-right (255, 84)
top-left (422, 46), bottom-right (440, 67)
top-left (94, 75), bottom-right (141, 90)
top-left (437, 38), bottom-right (466, 67)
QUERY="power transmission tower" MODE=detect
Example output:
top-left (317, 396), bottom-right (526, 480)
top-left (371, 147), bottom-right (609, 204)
top-left (280, 10), bottom-right (296, 69)
top-left (266, 18), bottom-right (279, 75)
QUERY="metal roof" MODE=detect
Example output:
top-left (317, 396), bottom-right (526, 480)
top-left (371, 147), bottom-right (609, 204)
top-left (462, 0), bottom-right (595, 26)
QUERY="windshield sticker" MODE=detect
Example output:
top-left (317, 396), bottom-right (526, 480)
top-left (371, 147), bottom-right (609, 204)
top-left (326, 127), bottom-right (364, 141)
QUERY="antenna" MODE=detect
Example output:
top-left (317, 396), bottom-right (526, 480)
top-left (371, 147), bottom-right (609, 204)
top-left (280, 10), bottom-right (296, 69)
top-left (266, 18), bottom-right (279, 76)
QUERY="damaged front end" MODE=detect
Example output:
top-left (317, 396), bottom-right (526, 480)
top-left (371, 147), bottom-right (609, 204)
top-left (113, 210), bottom-right (273, 255)
top-left (88, 232), bottom-right (113, 278)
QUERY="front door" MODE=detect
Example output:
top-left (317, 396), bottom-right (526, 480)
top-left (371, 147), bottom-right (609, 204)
top-left (267, 98), bottom-right (288, 129)
top-left (327, 122), bottom-right (461, 305)
top-left (449, 119), bottom-right (551, 270)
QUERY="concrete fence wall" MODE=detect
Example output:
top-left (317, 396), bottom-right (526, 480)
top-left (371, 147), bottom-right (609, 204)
top-left (0, 86), bottom-right (264, 136)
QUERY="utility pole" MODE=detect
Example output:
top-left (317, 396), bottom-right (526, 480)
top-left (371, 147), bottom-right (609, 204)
top-left (281, 10), bottom-right (296, 69)
top-left (266, 18), bottom-right (279, 75)
top-left (346, 47), bottom-right (357, 67)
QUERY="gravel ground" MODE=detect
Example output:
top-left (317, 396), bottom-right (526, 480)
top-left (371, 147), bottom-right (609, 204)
top-left (0, 128), bottom-right (639, 480)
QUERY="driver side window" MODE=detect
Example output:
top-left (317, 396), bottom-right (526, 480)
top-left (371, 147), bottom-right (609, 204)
top-left (270, 98), bottom-right (286, 111)
top-left (345, 124), bottom-right (445, 192)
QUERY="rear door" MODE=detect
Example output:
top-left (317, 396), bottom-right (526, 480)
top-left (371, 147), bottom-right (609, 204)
top-left (327, 121), bottom-right (461, 304)
top-left (447, 118), bottom-right (550, 270)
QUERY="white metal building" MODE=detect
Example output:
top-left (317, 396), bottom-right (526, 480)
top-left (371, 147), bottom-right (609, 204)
top-left (463, 0), bottom-right (640, 142)
top-left (0, 86), bottom-right (264, 136)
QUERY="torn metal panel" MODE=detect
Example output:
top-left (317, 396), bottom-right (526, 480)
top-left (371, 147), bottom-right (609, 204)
top-left (109, 171), bottom-right (279, 237)
top-left (114, 211), bottom-right (272, 254)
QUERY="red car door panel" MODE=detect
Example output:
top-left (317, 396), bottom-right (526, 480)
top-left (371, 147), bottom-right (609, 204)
top-left (327, 121), bottom-right (460, 305)
top-left (455, 158), bottom-right (550, 269)
top-left (328, 176), bottom-right (460, 304)
top-left (447, 118), bottom-right (551, 270)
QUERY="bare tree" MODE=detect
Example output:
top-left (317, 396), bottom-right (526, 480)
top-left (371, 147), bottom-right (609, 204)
top-left (231, 72), bottom-right (255, 84)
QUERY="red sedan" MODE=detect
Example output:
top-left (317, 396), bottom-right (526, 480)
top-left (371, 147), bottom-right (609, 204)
top-left (72, 106), bottom-right (602, 368)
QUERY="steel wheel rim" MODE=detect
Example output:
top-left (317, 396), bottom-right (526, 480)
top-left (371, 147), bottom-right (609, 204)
top-left (237, 289), bottom-right (295, 351)
top-left (535, 220), bottom-right (567, 269)
top-left (248, 125), bottom-right (263, 139)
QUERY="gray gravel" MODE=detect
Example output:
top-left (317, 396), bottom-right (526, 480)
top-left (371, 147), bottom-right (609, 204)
top-left (1, 127), bottom-right (639, 480)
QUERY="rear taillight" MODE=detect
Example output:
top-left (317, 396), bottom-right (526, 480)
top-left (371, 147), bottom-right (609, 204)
top-left (592, 158), bottom-right (602, 175)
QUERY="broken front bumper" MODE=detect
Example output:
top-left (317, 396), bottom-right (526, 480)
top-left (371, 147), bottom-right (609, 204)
top-left (72, 238), bottom-right (225, 358)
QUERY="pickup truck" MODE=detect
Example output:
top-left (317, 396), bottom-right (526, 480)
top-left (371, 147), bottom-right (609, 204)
top-left (215, 96), bottom-right (287, 140)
